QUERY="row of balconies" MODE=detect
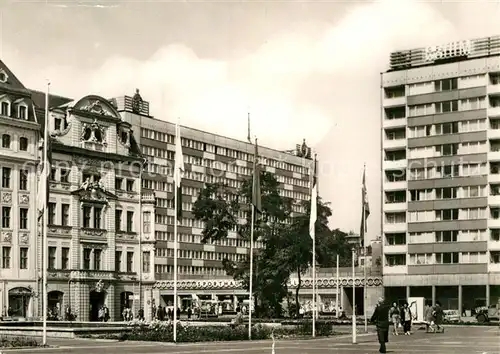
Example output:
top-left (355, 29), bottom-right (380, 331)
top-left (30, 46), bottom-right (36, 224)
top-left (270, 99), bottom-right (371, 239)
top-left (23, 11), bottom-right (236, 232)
top-left (383, 263), bottom-right (500, 274)
top-left (382, 242), bottom-right (500, 253)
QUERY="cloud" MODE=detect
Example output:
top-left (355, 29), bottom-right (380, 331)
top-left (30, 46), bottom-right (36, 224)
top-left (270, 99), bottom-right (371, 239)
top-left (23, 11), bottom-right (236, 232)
top-left (13, 0), bottom-right (500, 236)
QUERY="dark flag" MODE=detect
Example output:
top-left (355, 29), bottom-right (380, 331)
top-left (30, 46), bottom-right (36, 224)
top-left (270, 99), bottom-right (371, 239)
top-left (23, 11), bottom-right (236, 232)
top-left (360, 164), bottom-right (370, 248)
top-left (251, 138), bottom-right (262, 214)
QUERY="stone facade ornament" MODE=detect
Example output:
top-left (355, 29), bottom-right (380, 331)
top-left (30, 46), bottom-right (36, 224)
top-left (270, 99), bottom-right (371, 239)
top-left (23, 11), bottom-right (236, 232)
top-left (1, 192), bottom-right (12, 204)
top-left (81, 119), bottom-right (107, 145)
top-left (19, 233), bottom-right (29, 244)
top-left (2, 232), bottom-right (12, 243)
top-left (19, 194), bottom-right (29, 204)
top-left (81, 100), bottom-right (113, 117)
top-left (95, 279), bottom-right (105, 293)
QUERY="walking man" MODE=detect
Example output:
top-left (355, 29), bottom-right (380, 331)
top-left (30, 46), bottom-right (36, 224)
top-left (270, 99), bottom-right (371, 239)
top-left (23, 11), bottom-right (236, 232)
top-left (370, 297), bottom-right (391, 354)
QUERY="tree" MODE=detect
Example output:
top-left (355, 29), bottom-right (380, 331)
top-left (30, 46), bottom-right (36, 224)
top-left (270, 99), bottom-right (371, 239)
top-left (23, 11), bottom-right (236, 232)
top-left (193, 171), bottom-right (293, 316)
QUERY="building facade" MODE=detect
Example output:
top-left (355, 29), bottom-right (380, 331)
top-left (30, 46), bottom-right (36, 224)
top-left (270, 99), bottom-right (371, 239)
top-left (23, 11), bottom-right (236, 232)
top-left (382, 35), bottom-right (500, 312)
top-left (0, 61), bottom-right (40, 318)
top-left (116, 92), bottom-right (317, 316)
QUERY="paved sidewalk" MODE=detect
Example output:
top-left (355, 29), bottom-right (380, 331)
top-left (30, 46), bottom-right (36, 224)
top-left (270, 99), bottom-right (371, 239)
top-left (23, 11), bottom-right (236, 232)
top-left (1, 326), bottom-right (498, 353)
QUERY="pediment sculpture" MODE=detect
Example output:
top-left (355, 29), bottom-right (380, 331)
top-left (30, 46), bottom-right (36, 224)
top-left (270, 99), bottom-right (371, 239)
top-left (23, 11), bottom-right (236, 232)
top-left (81, 100), bottom-right (113, 117)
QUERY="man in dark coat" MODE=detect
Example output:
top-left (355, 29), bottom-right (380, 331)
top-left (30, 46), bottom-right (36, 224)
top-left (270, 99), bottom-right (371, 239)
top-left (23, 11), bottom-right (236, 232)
top-left (370, 297), bottom-right (391, 353)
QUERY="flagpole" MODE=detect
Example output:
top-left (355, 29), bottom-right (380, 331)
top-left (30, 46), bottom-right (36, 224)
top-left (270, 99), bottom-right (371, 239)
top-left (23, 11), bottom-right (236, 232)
top-left (362, 164), bottom-right (368, 333)
top-left (173, 120), bottom-right (181, 343)
top-left (352, 247), bottom-right (356, 344)
top-left (248, 204), bottom-right (255, 340)
top-left (42, 80), bottom-right (50, 346)
top-left (335, 254), bottom-right (339, 319)
top-left (312, 223), bottom-right (316, 338)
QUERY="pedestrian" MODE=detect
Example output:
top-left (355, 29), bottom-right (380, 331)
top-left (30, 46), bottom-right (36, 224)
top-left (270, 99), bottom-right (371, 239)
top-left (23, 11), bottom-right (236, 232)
top-left (401, 302), bottom-right (412, 335)
top-left (430, 301), bottom-right (444, 333)
top-left (370, 297), bottom-right (391, 354)
top-left (389, 302), bottom-right (401, 335)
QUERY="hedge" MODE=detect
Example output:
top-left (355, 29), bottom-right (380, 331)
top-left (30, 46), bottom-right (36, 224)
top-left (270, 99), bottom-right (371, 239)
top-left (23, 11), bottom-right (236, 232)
top-left (81, 320), bottom-right (342, 342)
top-left (0, 335), bottom-right (41, 348)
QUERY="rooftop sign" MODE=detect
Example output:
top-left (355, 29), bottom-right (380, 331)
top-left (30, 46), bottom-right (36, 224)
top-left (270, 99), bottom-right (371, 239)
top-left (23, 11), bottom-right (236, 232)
top-left (424, 40), bottom-right (471, 62)
top-left (388, 35), bottom-right (500, 71)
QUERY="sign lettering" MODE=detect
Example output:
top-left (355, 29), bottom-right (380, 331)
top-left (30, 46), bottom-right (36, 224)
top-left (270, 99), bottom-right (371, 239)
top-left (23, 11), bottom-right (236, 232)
top-left (424, 40), bottom-right (471, 62)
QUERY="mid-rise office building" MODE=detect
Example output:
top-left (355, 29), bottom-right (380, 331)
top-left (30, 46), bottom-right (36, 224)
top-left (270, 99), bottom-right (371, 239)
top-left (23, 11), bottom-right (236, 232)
top-left (116, 91), bottom-right (313, 313)
top-left (382, 35), bottom-right (500, 312)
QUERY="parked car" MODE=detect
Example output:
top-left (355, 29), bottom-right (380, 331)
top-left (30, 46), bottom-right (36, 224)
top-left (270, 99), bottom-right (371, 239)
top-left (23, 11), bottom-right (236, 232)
top-left (475, 302), bottom-right (499, 323)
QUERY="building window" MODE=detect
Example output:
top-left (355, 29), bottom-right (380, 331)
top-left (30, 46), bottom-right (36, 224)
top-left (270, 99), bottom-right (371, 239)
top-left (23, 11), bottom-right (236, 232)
top-left (94, 249), bottom-right (102, 270)
top-left (143, 211), bottom-right (151, 233)
top-left (49, 168), bottom-right (56, 181)
top-left (19, 208), bottom-right (28, 229)
top-left (93, 207), bottom-right (102, 229)
top-left (19, 137), bottom-right (28, 151)
top-left (19, 169), bottom-right (28, 190)
top-left (48, 246), bottom-right (56, 269)
top-left (2, 167), bottom-right (11, 188)
top-left (60, 168), bottom-right (70, 183)
top-left (19, 247), bottom-right (28, 269)
top-left (126, 179), bottom-right (134, 192)
top-left (435, 78), bottom-right (458, 92)
top-left (142, 251), bottom-right (151, 273)
top-left (385, 254), bottom-right (406, 266)
top-left (61, 204), bottom-right (70, 226)
top-left (126, 211), bottom-right (134, 232)
top-left (436, 252), bottom-right (459, 264)
top-left (115, 177), bottom-right (122, 190)
top-left (385, 233), bottom-right (406, 245)
top-left (2, 206), bottom-right (10, 228)
top-left (126, 251), bottom-right (133, 272)
top-left (2, 134), bottom-right (10, 148)
top-left (83, 206), bottom-right (92, 228)
top-left (61, 247), bottom-right (69, 270)
top-left (435, 100), bottom-right (459, 114)
top-left (115, 209), bottom-right (122, 231)
top-left (435, 230), bottom-right (458, 242)
top-left (1, 102), bottom-right (9, 116)
top-left (115, 251), bottom-right (122, 272)
top-left (83, 249), bottom-right (91, 270)
top-left (2, 247), bottom-right (11, 268)
top-left (48, 203), bottom-right (56, 225)
top-left (18, 105), bottom-right (27, 120)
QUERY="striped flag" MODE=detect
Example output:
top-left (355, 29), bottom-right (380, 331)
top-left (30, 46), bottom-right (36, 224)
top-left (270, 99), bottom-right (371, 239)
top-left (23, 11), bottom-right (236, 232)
top-left (251, 138), bottom-right (262, 214)
top-left (309, 156), bottom-right (318, 239)
top-left (360, 164), bottom-right (370, 247)
top-left (174, 120), bottom-right (184, 219)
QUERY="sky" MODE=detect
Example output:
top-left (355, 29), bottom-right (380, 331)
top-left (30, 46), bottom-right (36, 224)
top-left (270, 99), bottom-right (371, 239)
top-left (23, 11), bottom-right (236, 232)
top-left (1, 0), bottom-right (500, 242)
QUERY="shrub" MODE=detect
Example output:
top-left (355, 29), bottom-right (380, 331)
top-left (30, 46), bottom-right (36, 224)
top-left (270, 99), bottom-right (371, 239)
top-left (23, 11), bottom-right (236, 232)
top-left (0, 335), bottom-right (41, 348)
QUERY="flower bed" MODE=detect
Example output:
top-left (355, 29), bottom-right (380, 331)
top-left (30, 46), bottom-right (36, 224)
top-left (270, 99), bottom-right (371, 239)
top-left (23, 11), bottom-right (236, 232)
top-left (0, 335), bottom-right (41, 348)
top-left (80, 319), bottom-right (342, 342)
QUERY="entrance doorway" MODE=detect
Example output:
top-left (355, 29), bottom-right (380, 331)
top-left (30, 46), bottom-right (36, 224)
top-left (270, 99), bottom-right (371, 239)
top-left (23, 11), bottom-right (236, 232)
top-left (48, 291), bottom-right (64, 320)
top-left (120, 291), bottom-right (134, 318)
top-left (8, 287), bottom-right (32, 318)
top-left (89, 290), bottom-right (106, 321)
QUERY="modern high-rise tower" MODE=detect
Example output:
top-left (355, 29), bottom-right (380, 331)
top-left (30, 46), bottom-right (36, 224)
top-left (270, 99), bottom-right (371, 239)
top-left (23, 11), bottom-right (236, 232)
top-left (381, 35), bottom-right (500, 313)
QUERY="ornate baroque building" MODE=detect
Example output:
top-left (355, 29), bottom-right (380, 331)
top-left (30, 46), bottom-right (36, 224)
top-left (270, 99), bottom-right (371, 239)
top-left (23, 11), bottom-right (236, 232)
top-left (39, 94), bottom-right (156, 321)
top-left (0, 61), bottom-right (40, 318)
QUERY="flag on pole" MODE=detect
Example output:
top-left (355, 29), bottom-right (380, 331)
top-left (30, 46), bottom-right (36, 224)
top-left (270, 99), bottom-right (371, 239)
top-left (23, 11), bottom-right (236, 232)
top-left (174, 120), bottom-right (184, 219)
top-left (251, 138), bottom-right (262, 214)
top-left (360, 164), bottom-right (370, 248)
top-left (309, 156), bottom-right (318, 239)
top-left (37, 86), bottom-right (51, 222)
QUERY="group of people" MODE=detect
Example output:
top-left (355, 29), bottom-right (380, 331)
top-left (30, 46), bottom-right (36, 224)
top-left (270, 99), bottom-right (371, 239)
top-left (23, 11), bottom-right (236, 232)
top-left (370, 298), bottom-right (445, 353)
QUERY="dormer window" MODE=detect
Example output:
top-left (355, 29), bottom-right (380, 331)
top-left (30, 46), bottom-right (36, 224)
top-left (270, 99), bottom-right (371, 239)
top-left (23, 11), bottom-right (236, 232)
top-left (54, 117), bottom-right (62, 131)
top-left (121, 131), bottom-right (128, 144)
top-left (0, 69), bottom-right (8, 83)
top-left (81, 119), bottom-right (106, 151)
top-left (18, 105), bottom-right (27, 120)
top-left (1, 102), bottom-right (9, 116)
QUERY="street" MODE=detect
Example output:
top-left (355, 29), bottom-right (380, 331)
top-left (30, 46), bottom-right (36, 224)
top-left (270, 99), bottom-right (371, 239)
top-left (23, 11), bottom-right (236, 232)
top-left (2, 326), bottom-right (499, 353)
